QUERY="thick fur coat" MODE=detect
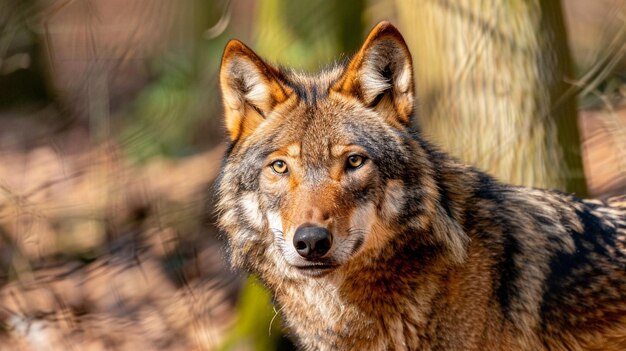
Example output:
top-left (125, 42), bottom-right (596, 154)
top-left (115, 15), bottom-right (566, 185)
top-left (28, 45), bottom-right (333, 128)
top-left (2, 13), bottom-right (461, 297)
top-left (216, 22), bottom-right (626, 350)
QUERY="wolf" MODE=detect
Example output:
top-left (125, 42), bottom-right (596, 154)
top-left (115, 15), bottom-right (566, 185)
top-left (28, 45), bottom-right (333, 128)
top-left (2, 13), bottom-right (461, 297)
top-left (216, 21), bottom-right (626, 350)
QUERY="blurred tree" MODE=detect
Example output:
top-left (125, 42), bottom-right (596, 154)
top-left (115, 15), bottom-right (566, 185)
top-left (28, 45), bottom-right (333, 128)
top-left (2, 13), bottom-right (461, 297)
top-left (0, 0), bottom-right (50, 108)
top-left (396, 0), bottom-right (588, 196)
top-left (121, 0), bottom-right (229, 160)
top-left (253, 0), bottom-right (365, 70)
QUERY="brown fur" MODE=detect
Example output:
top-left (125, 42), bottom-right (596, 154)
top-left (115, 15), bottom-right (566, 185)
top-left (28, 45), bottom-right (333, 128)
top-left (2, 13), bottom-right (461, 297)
top-left (216, 22), bottom-right (626, 350)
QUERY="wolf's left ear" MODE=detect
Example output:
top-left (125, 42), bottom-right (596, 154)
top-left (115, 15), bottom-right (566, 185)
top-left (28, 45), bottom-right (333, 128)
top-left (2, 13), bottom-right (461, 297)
top-left (333, 21), bottom-right (414, 126)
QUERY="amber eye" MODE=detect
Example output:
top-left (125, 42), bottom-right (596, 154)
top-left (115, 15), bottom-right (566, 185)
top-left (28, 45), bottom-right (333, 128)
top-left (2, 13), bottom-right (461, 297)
top-left (271, 160), bottom-right (288, 174)
top-left (346, 155), bottom-right (365, 169)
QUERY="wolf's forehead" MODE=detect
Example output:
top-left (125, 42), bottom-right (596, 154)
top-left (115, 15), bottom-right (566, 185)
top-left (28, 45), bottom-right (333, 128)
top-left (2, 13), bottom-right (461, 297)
top-left (272, 115), bottom-right (346, 164)
top-left (294, 128), bottom-right (336, 163)
top-left (280, 66), bottom-right (344, 106)
top-left (276, 102), bottom-right (375, 159)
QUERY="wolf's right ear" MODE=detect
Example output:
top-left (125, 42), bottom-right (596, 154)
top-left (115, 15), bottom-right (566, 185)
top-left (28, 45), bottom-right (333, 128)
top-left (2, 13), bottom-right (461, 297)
top-left (219, 40), bottom-right (291, 142)
top-left (333, 22), bottom-right (414, 127)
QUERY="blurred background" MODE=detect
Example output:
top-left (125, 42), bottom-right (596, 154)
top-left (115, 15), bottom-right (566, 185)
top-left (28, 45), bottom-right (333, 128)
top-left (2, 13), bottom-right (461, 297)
top-left (0, 0), bottom-right (624, 350)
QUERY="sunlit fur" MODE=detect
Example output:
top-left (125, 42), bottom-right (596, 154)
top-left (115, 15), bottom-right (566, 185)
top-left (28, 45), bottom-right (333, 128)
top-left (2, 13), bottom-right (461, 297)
top-left (216, 22), bottom-right (626, 350)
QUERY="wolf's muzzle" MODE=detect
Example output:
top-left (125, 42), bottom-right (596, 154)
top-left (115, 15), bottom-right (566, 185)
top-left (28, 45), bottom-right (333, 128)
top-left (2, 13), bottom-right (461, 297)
top-left (293, 225), bottom-right (332, 259)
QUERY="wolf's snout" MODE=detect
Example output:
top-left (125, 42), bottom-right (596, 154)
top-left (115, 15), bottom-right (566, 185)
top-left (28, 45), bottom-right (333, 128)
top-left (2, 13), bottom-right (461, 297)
top-left (293, 225), bottom-right (332, 259)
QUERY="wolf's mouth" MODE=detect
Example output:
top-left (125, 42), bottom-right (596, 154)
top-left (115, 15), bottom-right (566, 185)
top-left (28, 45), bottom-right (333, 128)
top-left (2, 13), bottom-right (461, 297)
top-left (293, 264), bottom-right (339, 277)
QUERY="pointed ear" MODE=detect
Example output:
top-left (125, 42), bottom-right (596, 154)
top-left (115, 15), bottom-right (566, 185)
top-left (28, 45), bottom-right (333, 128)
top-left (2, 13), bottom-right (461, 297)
top-left (333, 22), bottom-right (414, 126)
top-left (219, 40), bottom-right (291, 142)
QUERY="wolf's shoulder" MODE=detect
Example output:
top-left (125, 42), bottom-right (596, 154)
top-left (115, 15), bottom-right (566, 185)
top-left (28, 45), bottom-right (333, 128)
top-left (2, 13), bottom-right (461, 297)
top-left (463, 173), bottom-right (625, 257)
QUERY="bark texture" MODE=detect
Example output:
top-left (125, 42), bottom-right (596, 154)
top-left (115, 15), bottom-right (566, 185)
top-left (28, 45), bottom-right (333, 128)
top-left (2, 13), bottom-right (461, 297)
top-left (396, 0), bottom-right (587, 196)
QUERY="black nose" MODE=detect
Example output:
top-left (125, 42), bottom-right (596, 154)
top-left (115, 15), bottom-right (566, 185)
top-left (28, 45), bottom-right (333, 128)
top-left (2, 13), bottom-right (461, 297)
top-left (293, 225), bottom-right (332, 259)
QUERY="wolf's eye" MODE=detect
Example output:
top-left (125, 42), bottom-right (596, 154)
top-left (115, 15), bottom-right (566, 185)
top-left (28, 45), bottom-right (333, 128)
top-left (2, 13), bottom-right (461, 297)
top-left (271, 160), bottom-right (288, 174)
top-left (346, 155), bottom-right (365, 169)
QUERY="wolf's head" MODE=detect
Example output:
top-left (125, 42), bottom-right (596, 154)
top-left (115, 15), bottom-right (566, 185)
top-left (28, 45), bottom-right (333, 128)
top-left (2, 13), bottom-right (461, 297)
top-left (217, 22), bottom-right (468, 279)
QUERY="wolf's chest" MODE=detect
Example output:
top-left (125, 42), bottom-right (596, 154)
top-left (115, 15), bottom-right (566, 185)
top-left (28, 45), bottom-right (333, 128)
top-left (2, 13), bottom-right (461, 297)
top-left (277, 281), bottom-right (423, 350)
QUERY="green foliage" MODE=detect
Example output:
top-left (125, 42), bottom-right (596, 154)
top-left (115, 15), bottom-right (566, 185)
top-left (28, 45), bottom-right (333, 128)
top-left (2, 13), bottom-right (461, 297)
top-left (121, 54), bottom-right (199, 160)
top-left (219, 276), bottom-right (284, 351)
top-left (254, 0), bottom-right (365, 70)
top-left (121, 26), bottom-right (228, 161)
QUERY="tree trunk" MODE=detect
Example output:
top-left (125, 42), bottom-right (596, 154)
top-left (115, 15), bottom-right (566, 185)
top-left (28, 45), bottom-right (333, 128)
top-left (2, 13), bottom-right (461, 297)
top-left (396, 0), bottom-right (588, 196)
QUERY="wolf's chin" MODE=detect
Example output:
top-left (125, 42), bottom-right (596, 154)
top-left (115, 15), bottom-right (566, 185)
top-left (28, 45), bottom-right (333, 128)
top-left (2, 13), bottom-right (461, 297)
top-left (293, 263), bottom-right (339, 277)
